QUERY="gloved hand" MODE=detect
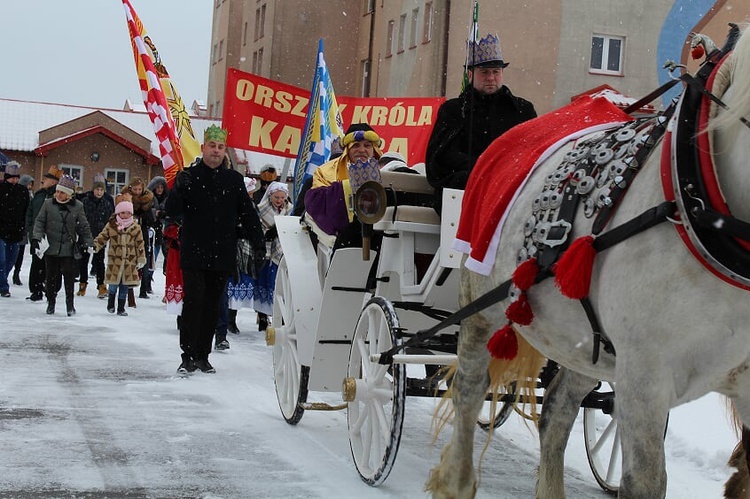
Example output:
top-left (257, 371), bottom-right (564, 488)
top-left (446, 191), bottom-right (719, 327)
top-left (173, 170), bottom-right (192, 195)
top-left (87, 246), bottom-right (96, 255)
top-left (136, 261), bottom-right (146, 270)
top-left (30, 240), bottom-right (40, 255)
top-left (264, 225), bottom-right (278, 241)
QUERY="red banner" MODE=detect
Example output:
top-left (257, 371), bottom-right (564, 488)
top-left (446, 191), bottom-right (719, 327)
top-left (222, 68), bottom-right (444, 166)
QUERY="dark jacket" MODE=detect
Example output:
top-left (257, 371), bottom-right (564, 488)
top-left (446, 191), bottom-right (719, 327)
top-left (0, 182), bottom-right (31, 243)
top-left (26, 185), bottom-right (56, 242)
top-left (81, 191), bottom-right (115, 238)
top-left (32, 198), bottom-right (93, 258)
top-left (426, 85), bottom-right (537, 195)
top-left (165, 159), bottom-right (265, 272)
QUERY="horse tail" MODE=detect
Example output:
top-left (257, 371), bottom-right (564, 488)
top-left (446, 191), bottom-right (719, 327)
top-left (724, 400), bottom-right (750, 499)
top-left (429, 329), bottom-right (546, 443)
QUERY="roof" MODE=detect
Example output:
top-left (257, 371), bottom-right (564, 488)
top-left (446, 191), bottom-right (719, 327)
top-left (0, 97), bottom-right (221, 155)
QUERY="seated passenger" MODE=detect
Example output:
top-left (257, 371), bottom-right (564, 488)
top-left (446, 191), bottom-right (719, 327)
top-left (304, 123), bottom-right (383, 248)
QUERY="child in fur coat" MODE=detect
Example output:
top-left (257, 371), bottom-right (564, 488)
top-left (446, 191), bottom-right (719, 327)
top-left (92, 198), bottom-right (146, 316)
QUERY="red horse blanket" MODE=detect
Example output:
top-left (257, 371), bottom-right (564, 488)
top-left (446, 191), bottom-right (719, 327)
top-left (453, 96), bottom-right (633, 275)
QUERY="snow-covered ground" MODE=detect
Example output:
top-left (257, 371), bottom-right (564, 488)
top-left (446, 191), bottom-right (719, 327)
top-left (0, 256), bottom-right (739, 498)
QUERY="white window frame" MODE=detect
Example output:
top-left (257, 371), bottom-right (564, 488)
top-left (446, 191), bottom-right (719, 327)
top-left (410, 8), bottom-right (418, 49)
top-left (590, 34), bottom-right (624, 76)
top-left (386, 20), bottom-right (395, 57)
top-left (398, 14), bottom-right (407, 53)
top-left (423, 2), bottom-right (433, 43)
top-left (105, 168), bottom-right (129, 196)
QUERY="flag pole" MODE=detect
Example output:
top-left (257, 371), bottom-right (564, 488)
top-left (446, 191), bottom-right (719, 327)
top-left (466, 1), bottom-right (479, 162)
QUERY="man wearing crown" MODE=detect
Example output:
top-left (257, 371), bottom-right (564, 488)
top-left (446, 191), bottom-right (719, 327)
top-left (165, 124), bottom-right (266, 375)
top-left (426, 33), bottom-right (537, 212)
top-left (304, 122), bottom-right (383, 248)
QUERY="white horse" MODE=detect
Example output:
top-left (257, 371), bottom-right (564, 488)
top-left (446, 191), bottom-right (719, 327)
top-left (427, 26), bottom-right (750, 499)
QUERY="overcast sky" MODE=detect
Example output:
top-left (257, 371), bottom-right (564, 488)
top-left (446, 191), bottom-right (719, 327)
top-left (2, 0), bottom-right (213, 110)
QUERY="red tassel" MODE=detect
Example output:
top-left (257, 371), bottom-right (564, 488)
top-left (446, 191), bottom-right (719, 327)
top-left (554, 235), bottom-right (597, 299)
top-left (487, 324), bottom-right (518, 360)
top-left (512, 257), bottom-right (539, 291)
top-left (691, 45), bottom-right (705, 60)
top-left (506, 293), bottom-right (534, 326)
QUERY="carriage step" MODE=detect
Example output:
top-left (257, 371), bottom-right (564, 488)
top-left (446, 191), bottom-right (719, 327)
top-left (299, 402), bottom-right (348, 411)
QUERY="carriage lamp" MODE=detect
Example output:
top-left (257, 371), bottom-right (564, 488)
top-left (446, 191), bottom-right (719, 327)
top-left (342, 376), bottom-right (357, 402)
top-left (265, 326), bottom-right (275, 346)
top-left (354, 181), bottom-right (387, 260)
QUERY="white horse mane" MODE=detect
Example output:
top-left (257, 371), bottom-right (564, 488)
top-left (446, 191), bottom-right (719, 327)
top-left (710, 25), bottom-right (750, 136)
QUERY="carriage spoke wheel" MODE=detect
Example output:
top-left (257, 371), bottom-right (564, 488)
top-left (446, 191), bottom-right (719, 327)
top-left (346, 297), bottom-right (406, 486)
top-left (583, 381), bottom-right (620, 495)
top-left (271, 257), bottom-right (308, 425)
top-left (477, 390), bottom-right (515, 431)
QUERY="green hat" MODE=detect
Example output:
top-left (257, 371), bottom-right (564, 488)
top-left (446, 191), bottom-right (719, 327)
top-left (204, 124), bottom-right (228, 143)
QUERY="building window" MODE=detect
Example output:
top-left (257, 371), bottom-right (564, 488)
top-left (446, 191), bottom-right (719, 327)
top-left (398, 14), bottom-right (406, 53)
top-left (243, 21), bottom-right (248, 46)
top-left (363, 0), bottom-right (374, 14)
top-left (386, 20), bottom-right (394, 57)
top-left (212, 43), bottom-right (218, 64)
top-left (257, 47), bottom-right (264, 72)
top-left (218, 40), bottom-right (224, 61)
top-left (423, 2), bottom-right (433, 43)
top-left (105, 169), bottom-right (128, 196)
top-left (60, 165), bottom-right (83, 190)
top-left (590, 34), bottom-right (624, 75)
top-left (410, 8), bottom-right (418, 49)
top-left (252, 50), bottom-right (258, 73)
top-left (259, 4), bottom-right (266, 39)
top-left (361, 59), bottom-right (371, 97)
top-left (254, 8), bottom-right (261, 41)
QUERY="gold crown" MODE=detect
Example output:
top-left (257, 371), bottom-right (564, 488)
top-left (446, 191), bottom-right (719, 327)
top-left (204, 124), bottom-right (228, 143)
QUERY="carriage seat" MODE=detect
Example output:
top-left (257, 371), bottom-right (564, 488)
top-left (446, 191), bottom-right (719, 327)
top-left (302, 212), bottom-right (338, 248)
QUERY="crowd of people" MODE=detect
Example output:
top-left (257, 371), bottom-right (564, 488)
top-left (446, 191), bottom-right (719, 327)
top-left (0, 31), bottom-right (534, 376)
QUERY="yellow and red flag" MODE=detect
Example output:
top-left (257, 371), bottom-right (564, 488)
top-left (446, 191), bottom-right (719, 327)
top-left (121, 0), bottom-right (200, 187)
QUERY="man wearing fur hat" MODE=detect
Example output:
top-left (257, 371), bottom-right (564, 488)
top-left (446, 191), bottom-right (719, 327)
top-left (25, 165), bottom-right (63, 302)
top-left (166, 124), bottom-right (266, 375)
top-left (426, 33), bottom-right (537, 212)
top-left (31, 175), bottom-right (93, 316)
top-left (304, 123), bottom-right (383, 247)
top-left (0, 162), bottom-right (30, 297)
top-left (78, 173), bottom-right (114, 298)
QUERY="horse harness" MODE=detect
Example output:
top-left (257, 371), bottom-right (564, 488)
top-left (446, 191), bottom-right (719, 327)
top-left (378, 25), bottom-right (749, 367)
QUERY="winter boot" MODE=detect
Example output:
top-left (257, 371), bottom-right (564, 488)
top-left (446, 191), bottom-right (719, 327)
top-left (46, 297), bottom-right (55, 315)
top-left (228, 309), bottom-right (240, 334)
top-left (127, 288), bottom-right (136, 308)
top-left (107, 294), bottom-right (116, 313)
top-left (76, 282), bottom-right (87, 296)
top-left (66, 294), bottom-right (75, 316)
top-left (12, 271), bottom-right (21, 286)
top-left (97, 284), bottom-right (108, 299)
top-left (138, 287), bottom-right (150, 299)
top-left (117, 299), bottom-right (128, 316)
top-left (258, 312), bottom-right (268, 332)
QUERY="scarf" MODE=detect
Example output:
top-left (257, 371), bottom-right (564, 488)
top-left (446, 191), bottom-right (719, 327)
top-left (117, 215), bottom-right (135, 232)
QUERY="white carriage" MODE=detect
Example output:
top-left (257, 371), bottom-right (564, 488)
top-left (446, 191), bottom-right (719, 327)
top-left (266, 170), bottom-right (623, 491)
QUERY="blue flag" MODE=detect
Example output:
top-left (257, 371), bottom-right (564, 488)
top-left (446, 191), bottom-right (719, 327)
top-left (292, 39), bottom-right (344, 207)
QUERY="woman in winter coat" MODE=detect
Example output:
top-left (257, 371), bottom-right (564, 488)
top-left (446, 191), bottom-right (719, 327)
top-left (31, 175), bottom-right (93, 316)
top-left (92, 197), bottom-right (146, 316)
top-left (253, 181), bottom-right (291, 331)
top-left (146, 176), bottom-right (168, 267)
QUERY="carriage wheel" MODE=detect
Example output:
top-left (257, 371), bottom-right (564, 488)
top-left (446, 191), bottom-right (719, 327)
top-left (477, 392), bottom-right (514, 430)
top-left (271, 257), bottom-right (309, 425)
top-left (346, 297), bottom-right (406, 486)
top-left (583, 381), bottom-right (620, 495)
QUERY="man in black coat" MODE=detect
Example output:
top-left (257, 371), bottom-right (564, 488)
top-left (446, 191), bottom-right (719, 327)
top-left (426, 33), bottom-right (537, 212)
top-left (165, 125), bottom-right (266, 374)
top-left (0, 162), bottom-right (30, 297)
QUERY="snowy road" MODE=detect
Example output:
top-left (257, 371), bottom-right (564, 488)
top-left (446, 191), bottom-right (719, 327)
top-left (0, 266), bottom-right (737, 498)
